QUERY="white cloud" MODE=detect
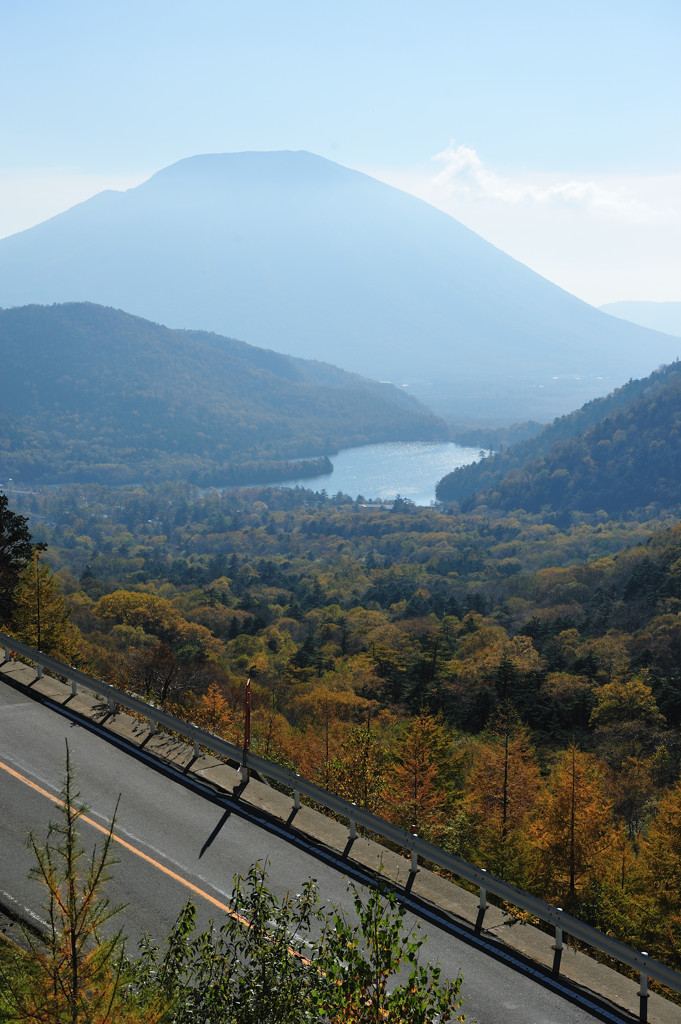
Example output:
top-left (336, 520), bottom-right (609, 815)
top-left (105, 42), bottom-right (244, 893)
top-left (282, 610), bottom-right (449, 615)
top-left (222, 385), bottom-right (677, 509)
top-left (364, 147), bottom-right (681, 306)
top-left (428, 141), bottom-right (681, 226)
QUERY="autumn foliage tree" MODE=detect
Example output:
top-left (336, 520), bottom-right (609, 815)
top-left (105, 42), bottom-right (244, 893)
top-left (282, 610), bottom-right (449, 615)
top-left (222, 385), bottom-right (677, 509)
top-left (290, 684), bottom-right (380, 783)
top-left (384, 712), bottom-right (457, 844)
top-left (529, 746), bottom-right (614, 913)
top-left (188, 680), bottom-right (234, 738)
top-left (463, 703), bottom-right (539, 882)
top-left (589, 676), bottom-right (666, 768)
top-left (94, 590), bottom-right (223, 661)
top-left (11, 554), bottom-right (80, 663)
top-left (325, 723), bottom-right (391, 814)
top-left (641, 777), bottom-right (681, 967)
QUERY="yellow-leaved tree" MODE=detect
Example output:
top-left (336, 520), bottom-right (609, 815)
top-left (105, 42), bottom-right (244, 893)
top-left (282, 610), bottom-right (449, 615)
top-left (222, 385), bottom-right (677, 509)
top-left (641, 777), bottom-right (681, 968)
top-left (324, 723), bottom-right (391, 814)
top-left (11, 553), bottom-right (80, 664)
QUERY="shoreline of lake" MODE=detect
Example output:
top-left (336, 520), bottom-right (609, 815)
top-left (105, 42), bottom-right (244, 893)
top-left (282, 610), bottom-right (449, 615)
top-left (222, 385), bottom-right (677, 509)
top-left (277, 440), bottom-right (487, 507)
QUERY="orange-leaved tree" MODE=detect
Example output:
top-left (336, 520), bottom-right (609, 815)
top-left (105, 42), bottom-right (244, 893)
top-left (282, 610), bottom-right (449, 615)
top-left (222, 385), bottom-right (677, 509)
top-left (188, 680), bottom-right (235, 739)
top-left (529, 745), bottom-right (614, 913)
top-left (463, 703), bottom-right (539, 883)
top-left (384, 712), bottom-right (458, 845)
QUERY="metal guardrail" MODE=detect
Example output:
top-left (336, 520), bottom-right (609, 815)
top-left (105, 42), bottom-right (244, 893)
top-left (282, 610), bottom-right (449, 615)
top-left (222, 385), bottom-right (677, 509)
top-left (1, 630), bottom-right (678, 1021)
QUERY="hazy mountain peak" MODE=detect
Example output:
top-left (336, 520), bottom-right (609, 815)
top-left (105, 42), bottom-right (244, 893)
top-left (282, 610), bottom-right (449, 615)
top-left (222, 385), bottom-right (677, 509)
top-left (143, 149), bottom-right (354, 189)
top-left (0, 150), bottom-right (678, 421)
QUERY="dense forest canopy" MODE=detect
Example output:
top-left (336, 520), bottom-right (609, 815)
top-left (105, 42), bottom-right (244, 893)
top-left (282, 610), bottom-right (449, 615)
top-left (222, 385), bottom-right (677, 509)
top-left (6, 322), bottom-right (681, 984)
top-left (462, 378), bottom-right (681, 515)
top-left (5, 480), bottom-right (681, 978)
top-left (0, 303), bottom-right (446, 485)
top-left (3, 153), bottom-right (681, 1010)
top-left (437, 360), bottom-right (681, 511)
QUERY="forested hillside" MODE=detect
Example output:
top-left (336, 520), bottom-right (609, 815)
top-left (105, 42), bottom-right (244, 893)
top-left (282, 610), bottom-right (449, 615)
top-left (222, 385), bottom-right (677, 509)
top-left (6, 480), bottom-right (681, 974)
top-left (0, 303), bottom-right (446, 484)
top-left (437, 360), bottom-right (681, 512)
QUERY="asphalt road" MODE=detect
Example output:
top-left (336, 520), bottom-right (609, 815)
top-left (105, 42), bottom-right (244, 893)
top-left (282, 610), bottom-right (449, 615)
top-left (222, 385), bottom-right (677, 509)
top-left (0, 678), bottom-right (610, 1023)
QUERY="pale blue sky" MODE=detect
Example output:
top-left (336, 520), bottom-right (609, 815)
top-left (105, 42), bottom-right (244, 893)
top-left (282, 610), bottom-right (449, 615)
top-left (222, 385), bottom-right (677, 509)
top-left (2, 0), bottom-right (679, 305)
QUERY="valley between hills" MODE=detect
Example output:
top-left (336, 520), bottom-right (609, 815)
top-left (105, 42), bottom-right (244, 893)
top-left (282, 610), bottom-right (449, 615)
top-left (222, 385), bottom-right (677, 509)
top-left (3, 150), bottom-right (681, 995)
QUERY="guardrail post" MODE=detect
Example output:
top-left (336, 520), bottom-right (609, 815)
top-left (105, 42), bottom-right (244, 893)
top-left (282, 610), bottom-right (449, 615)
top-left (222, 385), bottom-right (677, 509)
top-left (349, 803), bottom-right (357, 841)
top-left (410, 835), bottom-right (419, 874)
top-left (639, 954), bottom-right (649, 1024)
top-left (475, 869), bottom-right (487, 934)
top-left (148, 718), bottom-right (156, 736)
top-left (108, 694), bottom-right (115, 714)
top-left (4, 644), bottom-right (9, 662)
top-left (36, 663), bottom-right (43, 679)
top-left (70, 678), bottom-right (78, 697)
top-left (294, 775), bottom-right (301, 811)
top-left (553, 910), bottom-right (563, 975)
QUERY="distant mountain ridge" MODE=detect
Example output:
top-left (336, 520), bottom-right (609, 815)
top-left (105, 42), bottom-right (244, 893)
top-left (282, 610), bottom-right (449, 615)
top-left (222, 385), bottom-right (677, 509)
top-left (0, 151), bottom-right (678, 421)
top-left (436, 360), bottom-right (681, 515)
top-left (0, 303), bottom-right (447, 484)
top-left (600, 301), bottom-right (681, 339)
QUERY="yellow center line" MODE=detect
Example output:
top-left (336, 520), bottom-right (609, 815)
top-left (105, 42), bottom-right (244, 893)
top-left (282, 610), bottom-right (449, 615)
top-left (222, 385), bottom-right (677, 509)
top-left (0, 756), bottom-right (250, 926)
top-left (0, 756), bottom-right (314, 964)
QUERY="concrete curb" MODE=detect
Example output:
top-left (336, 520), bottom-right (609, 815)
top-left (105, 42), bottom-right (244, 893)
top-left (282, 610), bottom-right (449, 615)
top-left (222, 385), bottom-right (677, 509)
top-left (3, 659), bottom-right (680, 1023)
